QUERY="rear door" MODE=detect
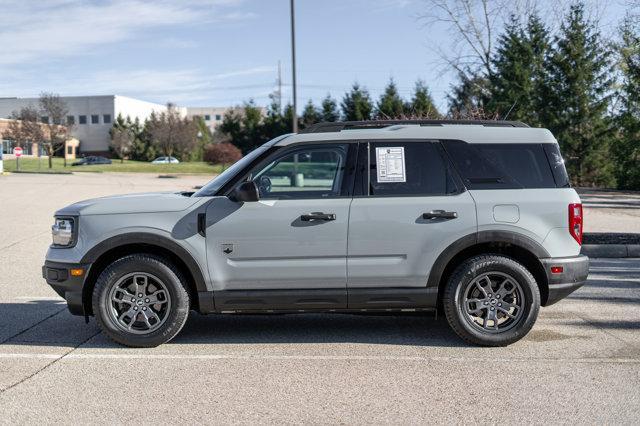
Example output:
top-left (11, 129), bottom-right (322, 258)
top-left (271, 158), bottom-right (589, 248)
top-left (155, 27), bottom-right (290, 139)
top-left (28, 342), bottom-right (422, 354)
top-left (347, 140), bottom-right (477, 307)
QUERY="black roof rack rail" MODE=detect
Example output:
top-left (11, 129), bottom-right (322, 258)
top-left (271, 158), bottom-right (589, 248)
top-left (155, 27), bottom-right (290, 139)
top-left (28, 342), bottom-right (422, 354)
top-left (300, 119), bottom-right (529, 133)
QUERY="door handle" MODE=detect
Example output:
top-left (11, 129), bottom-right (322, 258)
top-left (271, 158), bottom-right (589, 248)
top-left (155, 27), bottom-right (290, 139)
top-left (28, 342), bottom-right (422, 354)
top-left (422, 210), bottom-right (458, 220)
top-left (300, 212), bottom-right (336, 221)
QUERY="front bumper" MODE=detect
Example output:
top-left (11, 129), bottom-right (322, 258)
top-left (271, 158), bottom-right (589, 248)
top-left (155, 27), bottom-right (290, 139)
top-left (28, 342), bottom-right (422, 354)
top-left (42, 261), bottom-right (91, 316)
top-left (540, 255), bottom-right (589, 306)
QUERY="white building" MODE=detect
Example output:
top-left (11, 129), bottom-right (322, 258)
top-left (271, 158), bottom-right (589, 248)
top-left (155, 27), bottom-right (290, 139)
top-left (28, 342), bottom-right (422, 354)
top-left (0, 95), bottom-right (183, 155)
top-left (185, 107), bottom-right (230, 133)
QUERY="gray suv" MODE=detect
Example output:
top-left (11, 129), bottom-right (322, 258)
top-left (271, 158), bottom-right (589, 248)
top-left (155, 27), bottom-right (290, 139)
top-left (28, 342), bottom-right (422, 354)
top-left (43, 120), bottom-right (589, 347)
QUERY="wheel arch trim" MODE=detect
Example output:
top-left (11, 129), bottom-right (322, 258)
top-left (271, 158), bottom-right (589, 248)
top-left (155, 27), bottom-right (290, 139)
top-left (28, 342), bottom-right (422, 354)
top-left (80, 232), bottom-right (208, 293)
top-left (427, 230), bottom-right (550, 289)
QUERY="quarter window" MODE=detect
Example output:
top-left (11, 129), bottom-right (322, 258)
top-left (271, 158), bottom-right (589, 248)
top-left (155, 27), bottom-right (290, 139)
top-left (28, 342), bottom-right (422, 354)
top-left (249, 144), bottom-right (349, 199)
top-left (444, 141), bottom-right (558, 189)
top-left (368, 142), bottom-right (457, 196)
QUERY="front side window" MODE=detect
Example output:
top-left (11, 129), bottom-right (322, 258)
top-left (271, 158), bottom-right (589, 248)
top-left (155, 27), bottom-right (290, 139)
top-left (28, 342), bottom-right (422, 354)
top-left (368, 141), bottom-right (458, 196)
top-left (251, 144), bottom-right (349, 199)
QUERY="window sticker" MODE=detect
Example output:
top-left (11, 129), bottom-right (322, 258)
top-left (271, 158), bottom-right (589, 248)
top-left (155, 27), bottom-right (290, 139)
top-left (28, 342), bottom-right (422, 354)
top-left (375, 147), bottom-right (406, 182)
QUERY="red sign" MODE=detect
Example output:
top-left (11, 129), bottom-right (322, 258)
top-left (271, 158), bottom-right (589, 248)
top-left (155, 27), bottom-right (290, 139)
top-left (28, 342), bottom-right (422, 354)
top-left (14, 147), bottom-right (23, 157)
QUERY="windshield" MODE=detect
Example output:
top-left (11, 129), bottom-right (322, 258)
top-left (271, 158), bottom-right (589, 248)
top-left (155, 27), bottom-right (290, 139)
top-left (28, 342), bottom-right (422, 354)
top-left (194, 146), bottom-right (268, 197)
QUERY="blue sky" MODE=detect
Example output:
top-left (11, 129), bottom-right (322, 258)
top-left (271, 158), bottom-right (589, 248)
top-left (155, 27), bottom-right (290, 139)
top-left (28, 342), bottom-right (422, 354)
top-left (0, 0), bottom-right (633, 113)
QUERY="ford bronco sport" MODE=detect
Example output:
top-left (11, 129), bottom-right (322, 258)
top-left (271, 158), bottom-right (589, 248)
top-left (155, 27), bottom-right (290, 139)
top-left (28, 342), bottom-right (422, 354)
top-left (43, 120), bottom-right (589, 347)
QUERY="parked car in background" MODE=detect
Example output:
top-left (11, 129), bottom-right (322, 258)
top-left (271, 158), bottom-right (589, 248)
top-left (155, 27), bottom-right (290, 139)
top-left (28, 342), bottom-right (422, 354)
top-left (72, 156), bottom-right (112, 166)
top-left (151, 156), bottom-right (179, 164)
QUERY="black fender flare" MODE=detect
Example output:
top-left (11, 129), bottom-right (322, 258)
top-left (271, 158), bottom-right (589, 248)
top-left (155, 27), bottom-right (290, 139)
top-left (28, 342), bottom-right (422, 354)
top-left (81, 232), bottom-right (208, 293)
top-left (426, 230), bottom-right (550, 289)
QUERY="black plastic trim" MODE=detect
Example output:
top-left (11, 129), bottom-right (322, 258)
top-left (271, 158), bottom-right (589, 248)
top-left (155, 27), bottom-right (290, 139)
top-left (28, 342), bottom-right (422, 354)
top-left (540, 255), bottom-right (589, 306)
top-left (215, 289), bottom-right (347, 311)
top-left (80, 232), bottom-right (208, 293)
top-left (426, 230), bottom-right (550, 289)
top-left (348, 287), bottom-right (438, 309)
top-left (301, 120), bottom-right (529, 133)
top-left (42, 260), bottom-right (89, 316)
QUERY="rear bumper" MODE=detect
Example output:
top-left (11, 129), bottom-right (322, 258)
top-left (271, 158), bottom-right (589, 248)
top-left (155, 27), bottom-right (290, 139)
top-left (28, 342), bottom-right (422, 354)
top-left (42, 261), bottom-right (91, 316)
top-left (541, 255), bottom-right (589, 306)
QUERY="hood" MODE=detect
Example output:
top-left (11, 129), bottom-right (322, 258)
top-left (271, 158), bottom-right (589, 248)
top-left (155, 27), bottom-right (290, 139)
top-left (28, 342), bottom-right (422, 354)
top-left (55, 192), bottom-right (201, 216)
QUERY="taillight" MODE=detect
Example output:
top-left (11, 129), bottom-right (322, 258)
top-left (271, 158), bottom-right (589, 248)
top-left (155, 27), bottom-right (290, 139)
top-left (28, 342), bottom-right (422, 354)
top-left (569, 203), bottom-right (583, 245)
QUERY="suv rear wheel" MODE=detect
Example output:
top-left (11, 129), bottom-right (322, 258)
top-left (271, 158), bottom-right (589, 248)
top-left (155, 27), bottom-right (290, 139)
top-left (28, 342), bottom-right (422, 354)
top-left (92, 254), bottom-right (190, 347)
top-left (443, 255), bottom-right (540, 346)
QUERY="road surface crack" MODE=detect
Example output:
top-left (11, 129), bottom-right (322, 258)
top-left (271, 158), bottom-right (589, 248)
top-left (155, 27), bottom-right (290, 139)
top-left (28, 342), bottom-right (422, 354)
top-left (0, 329), bottom-right (101, 394)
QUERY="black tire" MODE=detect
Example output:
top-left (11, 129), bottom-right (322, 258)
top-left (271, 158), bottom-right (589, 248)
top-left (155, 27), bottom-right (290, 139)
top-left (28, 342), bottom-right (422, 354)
top-left (443, 255), bottom-right (540, 347)
top-left (92, 254), bottom-right (190, 348)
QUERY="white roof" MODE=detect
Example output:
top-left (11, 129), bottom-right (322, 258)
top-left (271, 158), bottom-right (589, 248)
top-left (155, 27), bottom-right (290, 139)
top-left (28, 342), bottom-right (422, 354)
top-left (275, 124), bottom-right (557, 146)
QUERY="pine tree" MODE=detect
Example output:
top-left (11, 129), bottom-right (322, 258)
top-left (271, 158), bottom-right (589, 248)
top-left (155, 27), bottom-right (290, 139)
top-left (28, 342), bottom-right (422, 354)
top-left (301, 100), bottom-right (321, 128)
top-left (488, 13), bottom-right (549, 124)
top-left (612, 16), bottom-right (640, 189)
top-left (540, 3), bottom-right (615, 187)
top-left (320, 94), bottom-right (340, 122)
top-left (447, 71), bottom-right (492, 118)
top-left (409, 80), bottom-right (440, 118)
top-left (376, 79), bottom-right (405, 119)
top-left (341, 83), bottom-right (373, 121)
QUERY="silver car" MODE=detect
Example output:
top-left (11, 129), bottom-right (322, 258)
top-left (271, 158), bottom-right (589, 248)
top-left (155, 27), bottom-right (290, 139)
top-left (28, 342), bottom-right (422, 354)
top-left (43, 120), bottom-right (589, 347)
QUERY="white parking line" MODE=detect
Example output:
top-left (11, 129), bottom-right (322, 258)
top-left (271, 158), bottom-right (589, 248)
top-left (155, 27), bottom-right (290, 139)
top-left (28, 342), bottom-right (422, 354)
top-left (0, 352), bottom-right (638, 363)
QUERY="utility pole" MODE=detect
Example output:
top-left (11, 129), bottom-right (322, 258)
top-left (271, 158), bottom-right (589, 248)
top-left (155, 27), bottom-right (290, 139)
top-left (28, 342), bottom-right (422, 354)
top-left (277, 60), bottom-right (282, 113)
top-left (290, 0), bottom-right (298, 133)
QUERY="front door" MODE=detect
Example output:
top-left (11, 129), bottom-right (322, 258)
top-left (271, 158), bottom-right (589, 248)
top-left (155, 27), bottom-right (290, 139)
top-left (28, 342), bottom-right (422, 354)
top-left (205, 142), bottom-right (356, 310)
top-left (347, 140), bottom-right (477, 308)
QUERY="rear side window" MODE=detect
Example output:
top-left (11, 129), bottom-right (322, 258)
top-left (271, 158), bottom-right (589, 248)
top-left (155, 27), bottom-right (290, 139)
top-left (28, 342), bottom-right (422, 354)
top-left (369, 141), bottom-right (458, 196)
top-left (443, 141), bottom-right (558, 189)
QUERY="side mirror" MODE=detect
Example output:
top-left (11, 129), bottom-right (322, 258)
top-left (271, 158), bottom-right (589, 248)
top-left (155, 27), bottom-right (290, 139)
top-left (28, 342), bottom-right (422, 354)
top-left (230, 180), bottom-right (259, 202)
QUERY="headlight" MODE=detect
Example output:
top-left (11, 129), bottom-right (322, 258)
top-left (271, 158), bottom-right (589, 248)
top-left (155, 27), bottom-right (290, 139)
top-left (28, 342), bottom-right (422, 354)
top-left (51, 217), bottom-right (76, 247)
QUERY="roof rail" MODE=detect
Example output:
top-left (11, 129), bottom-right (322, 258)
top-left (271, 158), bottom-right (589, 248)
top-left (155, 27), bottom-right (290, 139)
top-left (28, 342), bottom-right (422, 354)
top-left (300, 119), bottom-right (529, 133)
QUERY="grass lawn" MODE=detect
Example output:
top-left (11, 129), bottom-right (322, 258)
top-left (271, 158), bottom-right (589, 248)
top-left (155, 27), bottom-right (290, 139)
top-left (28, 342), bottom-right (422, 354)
top-left (3, 157), bottom-right (223, 174)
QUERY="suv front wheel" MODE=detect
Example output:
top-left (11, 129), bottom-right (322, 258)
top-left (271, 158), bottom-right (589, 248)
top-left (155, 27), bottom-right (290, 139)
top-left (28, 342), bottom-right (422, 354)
top-left (443, 255), bottom-right (540, 346)
top-left (92, 254), bottom-right (191, 347)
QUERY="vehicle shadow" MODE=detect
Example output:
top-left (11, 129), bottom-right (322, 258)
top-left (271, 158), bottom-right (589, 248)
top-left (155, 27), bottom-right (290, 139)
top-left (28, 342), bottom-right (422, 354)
top-left (0, 299), bottom-right (465, 349)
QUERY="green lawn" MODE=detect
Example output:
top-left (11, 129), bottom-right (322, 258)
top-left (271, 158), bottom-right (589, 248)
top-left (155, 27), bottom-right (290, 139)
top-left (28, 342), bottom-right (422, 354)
top-left (3, 157), bottom-right (223, 174)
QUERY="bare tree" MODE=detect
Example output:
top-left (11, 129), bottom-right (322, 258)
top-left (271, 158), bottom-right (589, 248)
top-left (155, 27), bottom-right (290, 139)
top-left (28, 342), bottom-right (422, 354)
top-left (39, 93), bottom-right (71, 168)
top-left (148, 103), bottom-right (197, 161)
top-left (3, 106), bottom-right (45, 152)
top-left (418, 0), bottom-right (506, 78)
top-left (110, 127), bottom-right (135, 163)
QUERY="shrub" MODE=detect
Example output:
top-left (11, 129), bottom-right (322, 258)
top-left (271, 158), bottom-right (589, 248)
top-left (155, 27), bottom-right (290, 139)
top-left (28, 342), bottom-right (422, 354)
top-left (203, 142), bottom-right (243, 167)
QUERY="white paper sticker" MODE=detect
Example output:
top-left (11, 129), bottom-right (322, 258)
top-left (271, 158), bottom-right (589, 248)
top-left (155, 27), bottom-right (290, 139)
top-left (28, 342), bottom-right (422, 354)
top-left (376, 147), bottom-right (406, 182)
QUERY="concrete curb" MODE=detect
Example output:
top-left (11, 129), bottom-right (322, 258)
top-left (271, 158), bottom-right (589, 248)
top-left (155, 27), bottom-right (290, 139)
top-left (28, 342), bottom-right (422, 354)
top-left (581, 244), bottom-right (640, 258)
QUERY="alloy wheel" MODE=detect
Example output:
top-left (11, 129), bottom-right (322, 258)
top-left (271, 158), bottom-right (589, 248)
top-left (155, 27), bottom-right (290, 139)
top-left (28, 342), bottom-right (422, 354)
top-left (108, 272), bottom-right (171, 335)
top-left (460, 271), bottom-right (525, 333)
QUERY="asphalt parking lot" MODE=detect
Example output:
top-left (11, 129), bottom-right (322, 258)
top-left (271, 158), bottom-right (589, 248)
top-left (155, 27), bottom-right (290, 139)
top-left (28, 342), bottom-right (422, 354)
top-left (1, 173), bottom-right (639, 424)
